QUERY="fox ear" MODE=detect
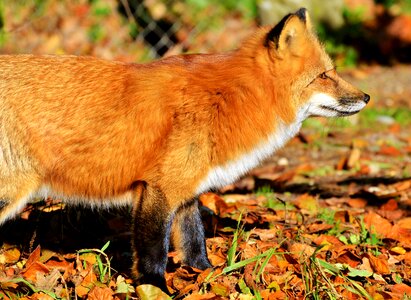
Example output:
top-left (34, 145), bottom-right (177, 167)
top-left (265, 8), bottom-right (312, 54)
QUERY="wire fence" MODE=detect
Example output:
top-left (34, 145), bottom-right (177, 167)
top-left (0, 0), bottom-right (256, 60)
top-left (119, 0), bottom-right (182, 58)
top-left (117, 0), bottom-right (257, 59)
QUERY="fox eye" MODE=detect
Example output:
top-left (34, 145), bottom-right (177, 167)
top-left (319, 72), bottom-right (328, 79)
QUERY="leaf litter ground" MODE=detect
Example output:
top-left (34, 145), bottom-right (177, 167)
top-left (0, 66), bottom-right (411, 299)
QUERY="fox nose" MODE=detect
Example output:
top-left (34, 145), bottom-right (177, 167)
top-left (363, 93), bottom-right (370, 104)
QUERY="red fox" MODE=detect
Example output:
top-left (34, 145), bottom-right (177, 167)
top-left (0, 8), bottom-right (368, 292)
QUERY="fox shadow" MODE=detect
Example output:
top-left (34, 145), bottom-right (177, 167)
top-left (0, 204), bottom-right (134, 273)
top-left (0, 201), bottom-right (233, 274)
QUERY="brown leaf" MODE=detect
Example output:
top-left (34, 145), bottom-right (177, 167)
top-left (22, 261), bottom-right (50, 282)
top-left (390, 283), bottom-right (411, 297)
top-left (389, 224), bottom-right (411, 244)
top-left (183, 292), bottom-right (217, 300)
top-left (294, 194), bottom-right (319, 214)
top-left (378, 145), bottom-right (401, 157)
top-left (347, 148), bottom-right (361, 169)
top-left (0, 247), bottom-right (21, 264)
top-left (88, 286), bottom-right (114, 300)
top-left (289, 242), bottom-right (315, 261)
top-left (380, 199), bottom-right (398, 211)
top-left (397, 217), bottom-right (411, 230)
top-left (30, 292), bottom-right (55, 300)
top-left (335, 246), bottom-right (362, 267)
top-left (366, 253), bottom-right (390, 275)
top-left (261, 289), bottom-right (287, 299)
top-left (207, 253), bottom-right (225, 266)
top-left (199, 193), bottom-right (229, 215)
top-left (251, 228), bottom-right (278, 241)
top-left (25, 245), bottom-right (41, 269)
top-left (75, 267), bottom-right (98, 297)
top-left (347, 198), bottom-right (367, 208)
top-left (363, 212), bottom-right (393, 238)
top-left (75, 285), bottom-right (91, 298)
top-left (313, 235), bottom-right (344, 248)
top-left (392, 179), bottom-right (411, 192)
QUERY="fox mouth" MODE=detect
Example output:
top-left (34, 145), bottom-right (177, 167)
top-left (320, 105), bottom-right (361, 116)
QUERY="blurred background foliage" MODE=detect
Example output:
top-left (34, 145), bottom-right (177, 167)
top-left (0, 0), bottom-right (410, 67)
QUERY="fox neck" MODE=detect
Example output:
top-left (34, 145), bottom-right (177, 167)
top-left (196, 106), bottom-right (306, 195)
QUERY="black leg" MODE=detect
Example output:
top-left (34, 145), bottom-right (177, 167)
top-left (131, 184), bottom-right (173, 293)
top-left (172, 199), bottom-right (212, 270)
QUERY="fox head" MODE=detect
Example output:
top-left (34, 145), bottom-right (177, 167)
top-left (255, 8), bottom-right (370, 120)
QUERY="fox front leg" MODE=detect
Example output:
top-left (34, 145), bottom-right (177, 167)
top-left (172, 198), bottom-right (212, 270)
top-left (131, 183), bottom-right (173, 293)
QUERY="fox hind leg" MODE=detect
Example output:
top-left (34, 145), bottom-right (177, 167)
top-left (172, 198), bottom-right (212, 270)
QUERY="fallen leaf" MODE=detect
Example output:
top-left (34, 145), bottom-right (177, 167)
top-left (200, 193), bottom-right (229, 215)
top-left (363, 212), bottom-right (393, 238)
top-left (0, 247), bottom-right (21, 264)
top-left (378, 145), bottom-right (401, 156)
top-left (22, 261), bottom-right (50, 282)
top-left (397, 217), bottom-right (411, 230)
top-left (347, 148), bottom-right (361, 169)
top-left (390, 246), bottom-right (406, 255)
top-left (30, 292), bottom-right (54, 300)
top-left (347, 198), bottom-right (367, 208)
top-left (294, 194), bottom-right (319, 214)
top-left (88, 286), bottom-right (114, 300)
top-left (389, 224), bottom-right (411, 244)
top-left (366, 253), bottom-right (390, 275)
top-left (289, 242), bottom-right (315, 260)
top-left (136, 284), bottom-right (171, 300)
top-left (25, 245), bottom-right (41, 269)
top-left (380, 199), bottom-right (398, 211)
top-left (390, 283), bottom-right (411, 297)
top-left (210, 283), bottom-right (229, 297)
top-left (183, 292), bottom-right (217, 300)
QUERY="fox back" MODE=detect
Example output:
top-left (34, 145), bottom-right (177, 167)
top-left (0, 8), bottom-right (369, 293)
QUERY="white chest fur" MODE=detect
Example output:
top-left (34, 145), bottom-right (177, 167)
top-left (195, 115), bottom-right (305, 195)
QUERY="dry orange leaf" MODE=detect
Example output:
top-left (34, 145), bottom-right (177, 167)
top-left (25, 245), bottom-right (41, 269)
top-left (45, 259), bottom-right (73, 273)
top-left (199, 192), bottom-right (228, 215)
top-left (363, 212), bottom-right (393, 238)
top-left (347, 198), bottom-right (367, 208)
top-left (390, 283), bottom-right (411, 297)
top-left (313, 235), bottom-right (344, 248)
top-left (0, 247), bottom-right (21, 264)
top-left (392, 179), bottom-right (411, 192)
top-left (397, 217), bottom-right (411, 230)
top-left (183, 292), bottom-right (217, 300)
top-left (207, 253), bottom-right (226, 266)
top-left (389, 224), bottom-right (411, 244)
top-left (347, 148), bottom-right (361, 169)
top-left (366, 253), bottom-right (390, 275)
top-left (294, 194), bottom-right (319, 213)
top-left (289, 242), bottom-right (315, 260)
top-left (75, 285), bottom-right (91, 298)
top-left (379, 145), bottom-right (402, 156)
top-left (260, 289), bottom-right (287, 300)
top-left (380, 199), bottom-right (398, 211)
top-left (88, 286), bottom-right (114, 300)
top-left (22, 261), bottom-right (50, 282)
top-left (29, 292), bottom-right (55, 300)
